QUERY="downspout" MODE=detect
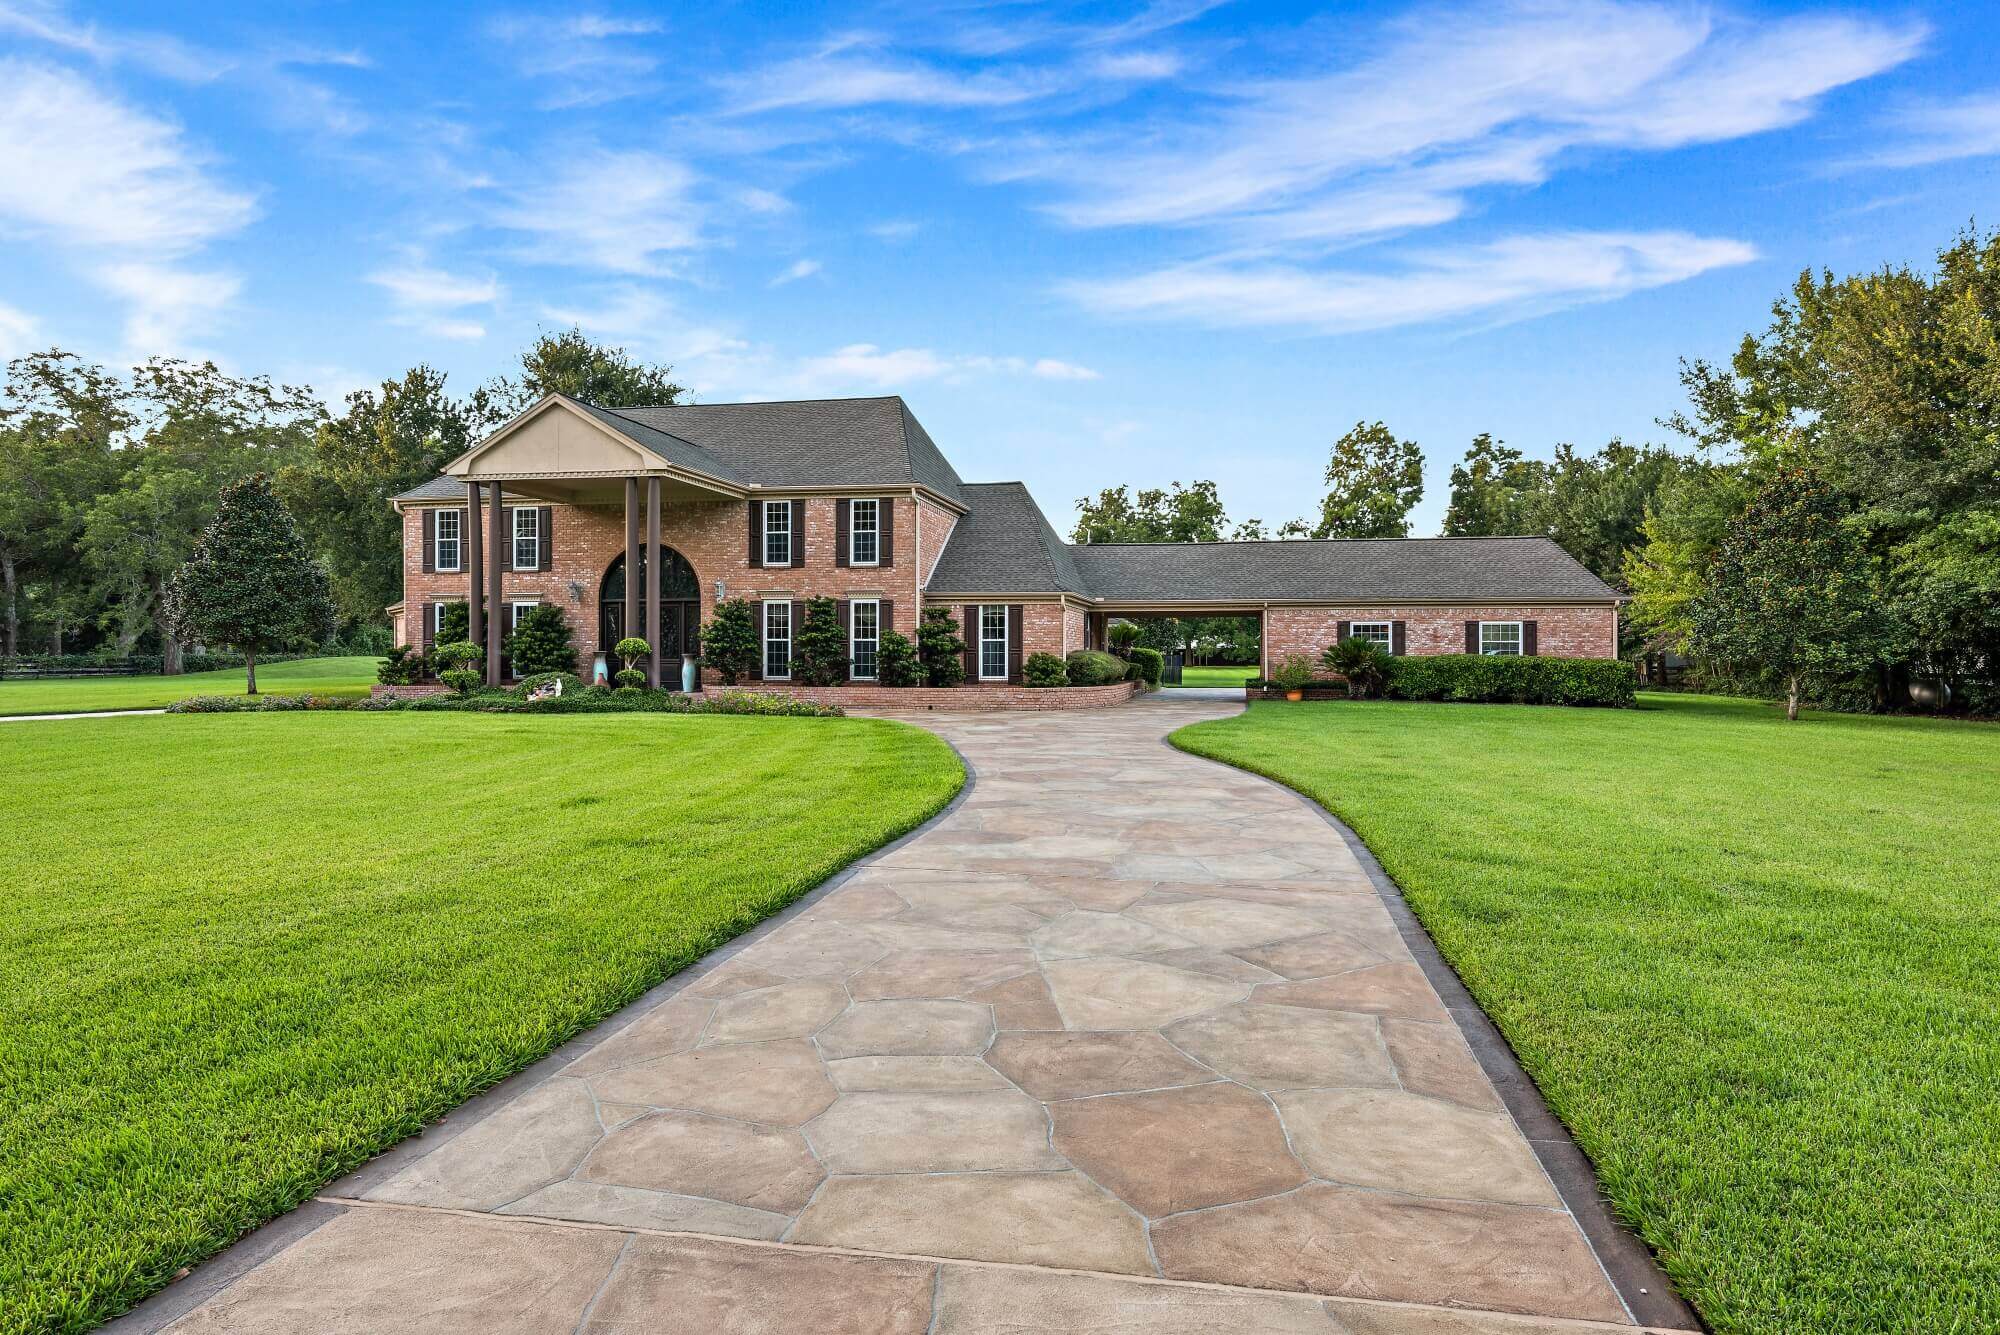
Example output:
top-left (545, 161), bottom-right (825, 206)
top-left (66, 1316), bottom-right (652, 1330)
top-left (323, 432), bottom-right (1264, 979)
top-left (912, 489), bottom-right (922, 631)
top-left (1259, 602), bottom-right (1269, 682)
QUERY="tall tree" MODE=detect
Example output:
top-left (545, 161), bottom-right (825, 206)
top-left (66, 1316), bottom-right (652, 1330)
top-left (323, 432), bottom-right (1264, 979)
top-left (1534, 440), bottom-right (1691, 586)
top-left (1312, 421), bottom-right (1423, 539)
top-left (279, 366), bottom-right (482, 631)
top-left (1622, 463), bottom-right (1751, 650)
top-left (166, 474), bottom-right (335, 693)
top-left (488, 327), bottom-right (684, 416)
top-left (1072, 480), bottom-right (1230, 544)
top-left (1688, 469), bottom-right (1892, 720)
top-left (1443, 434), bottom-right (1545, 536)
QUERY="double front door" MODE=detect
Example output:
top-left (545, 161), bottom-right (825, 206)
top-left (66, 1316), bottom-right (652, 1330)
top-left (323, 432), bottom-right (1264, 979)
top-left (602, 600), bottom-right (700, 659)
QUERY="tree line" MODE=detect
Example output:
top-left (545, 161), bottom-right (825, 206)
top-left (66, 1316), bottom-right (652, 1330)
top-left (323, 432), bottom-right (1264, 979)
top-left (0, 330), bottom-right (684, 668)
top-left (1074, 228), bottom-right (1999, 710)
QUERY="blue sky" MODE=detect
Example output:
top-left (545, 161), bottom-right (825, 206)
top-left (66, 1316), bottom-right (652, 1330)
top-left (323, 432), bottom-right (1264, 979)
top-left (1, 1), bottom-right (1994, 534)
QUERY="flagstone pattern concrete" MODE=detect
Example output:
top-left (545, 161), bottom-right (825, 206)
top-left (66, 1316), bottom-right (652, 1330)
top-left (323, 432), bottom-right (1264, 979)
top-left (154, 699), bottom-right (1673, 1334)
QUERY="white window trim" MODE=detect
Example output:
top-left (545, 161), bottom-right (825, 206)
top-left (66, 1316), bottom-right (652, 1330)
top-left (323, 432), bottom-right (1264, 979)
top-left (763, 601), bottom-right (793, 681)
top-left (432, 602), bottom-right (450, 638)
top-left (1350, 620), bottom-right (1392, 651)
top-left (509, 600), bottom-right (537, 630)
top-left (434, 509), bottom-right (462, 573)
top-left (849, 498), bottom-right (880, 568)
top-left (849, 598), bottom-right (880, 681)
top-left (763, 500), bottom-right (792, 568)
top-left (978, 604), bottom-right (1009, 682)
top-left (1479, 620), bottom-right (1524, 656)
top-left (511, 508), bottom-right (539, 571)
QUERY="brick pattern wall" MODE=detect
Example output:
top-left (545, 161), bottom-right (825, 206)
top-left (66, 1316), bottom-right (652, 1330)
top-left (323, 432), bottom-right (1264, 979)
top-left (916, 497), bottom-right (958, 588)
top-left (400, 494), bottom-right (928, 668)
top-left (725, 680), bottom-right (1141, 712)
top-left (1063, 603), bottom-right (1086, 656)
top-left (1263, 604), bottom-right (1618, 666)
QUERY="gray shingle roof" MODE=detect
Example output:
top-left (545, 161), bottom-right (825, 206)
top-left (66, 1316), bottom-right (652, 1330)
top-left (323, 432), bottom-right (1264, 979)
top-left (1067, 535), bottom-right (1621, 603)
top-left (392, 395), bottom-right (964, 504)
top-left (926, 482), bottom-right (1092, 596)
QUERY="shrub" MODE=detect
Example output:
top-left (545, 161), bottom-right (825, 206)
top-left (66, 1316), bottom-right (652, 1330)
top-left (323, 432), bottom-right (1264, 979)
top-left (1127, 646), bottom-right (1164, 686)
top-left (918, 608), bottom-right (967, 687)
top-left (438, 600), bottom-right (471, 646)
top-left (504, 605), bottom-right (577, 678)
top-left (167, 693), bottom-right (361, 713)
top-left (1272, 654), bottom-right (1316, 692)
top-left (375, 643), bottom-right (429, 686)
top-left (1064, 649), bottom-right (1127, 686)
top-left (699, 599), bottom-right (759, 684)
top-left (515, 671), bottom-right (584, 699)
top-left (433, 640), bottom-right (483, 697)
top-left (614, 637), bottom-right (650, 673)
top-left (876, 630), bottom-right (923, 686)
top-left (790, 597), bottom-right (848, 686)
top-left (1108, 621), bottom-right (1141, 656)
top-left (613, 668), bottom-right (647, 689)
top-left (1323, 637), bottom-right (1393, 699)
top-left (1386, 654), bottom-right (1636, 707)
top-left (1023, 652), bottom-right (1070, 687)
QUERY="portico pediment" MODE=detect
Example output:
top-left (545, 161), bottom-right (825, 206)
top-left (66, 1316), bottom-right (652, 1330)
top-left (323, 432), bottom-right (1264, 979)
top-left (446, 395), bottom-right (673, 480)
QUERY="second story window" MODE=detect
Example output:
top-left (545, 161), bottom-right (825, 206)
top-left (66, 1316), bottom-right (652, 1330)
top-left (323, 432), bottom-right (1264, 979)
top-left (763, 500), bottom-right (791, 567)
top-left (435, 509), bottom-right (462, 572)
top-left (850, 499), bottom-right (879, 566)
top-left (512, 507), bottom-right (540, 571)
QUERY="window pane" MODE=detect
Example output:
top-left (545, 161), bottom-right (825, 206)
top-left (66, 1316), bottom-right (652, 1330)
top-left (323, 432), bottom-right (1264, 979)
top-left (979, 605), bottom-right (1007, 679)
top-left (851, 601), bottom-right (879, 679)
top-left (1480, 622), bottom-right (1522, 656)
top-left (513, 510), bottom-right (538, 569)
top-left (851, 500), bottom-right (878, 565)
top-left (1351, 621), bottom-right (1391, 647)
top-left (764, 502), bottom-right (790, 566)
top-left (436, 511), bottom-right (460, 570)
top-left (764, 604), bottom-right (791, 677)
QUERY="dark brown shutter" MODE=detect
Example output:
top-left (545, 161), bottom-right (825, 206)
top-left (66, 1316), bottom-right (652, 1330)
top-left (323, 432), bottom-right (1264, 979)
top-left (790, 500), bottom-right (807, 568)
top-left (422, 510), bottom-right (435, 573)
top-left (1465, 621), bottom-right (1480, 654)
top-left (1392, 621), bottom-right (1406, 656)
top-left (538, 506), bottom-right (553, 571)
top-left (458, 508), bottom-right (470, 567)
top-left (963, 605), bottom-right (978, 681)
top-left (836, 600), bottom-right (850, 664)
top-left (1007, 604), bottom-right (1024, 684)
top-left (500, 506), bottom-right (515, 570)
top-left (791, 601), bottom-right (804, 675)
top-left (1336, 620), bottom-right (1349, 644)
top-left (421, 602), bottom-right (435, 656)
top-left (1523, 620), bottom-right (1538, 656)
top-left (754, 600), bottom-right (768, 679)
top-left (748, 502), bottom-right (763, 567)
top-left (879, 499), bottom-right (895, 566)
top-left (835, 500), bottom-right (850, 568)
top-left (879, 599), bottom-right (894, 636)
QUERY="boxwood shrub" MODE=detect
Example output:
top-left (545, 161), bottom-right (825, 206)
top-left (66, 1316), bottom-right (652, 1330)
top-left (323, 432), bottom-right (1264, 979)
top-left (1127, 646), bottom-right (1164, 686)
top-left (1023, 652), bottom-right (1070, 687)
top-left (1386, 654), bottom-right (1635, 707)
top-left (1064, 649), bottom-right (1128, 686)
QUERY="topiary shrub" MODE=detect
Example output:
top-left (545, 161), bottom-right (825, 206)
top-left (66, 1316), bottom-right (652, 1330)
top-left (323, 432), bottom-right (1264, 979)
top-left (433, 640), bottom-right (483, 696)
top-left (1064, 649), bottom-right (1127, 686)
top-left (1023, 652), bottom-right (1069, 687)
top-left (376, 643), bottom-right (430, 686)
top-left (1385, 654), bottom-right (1636, 706)
top-left (791, 596), bottom-right (848, 685)
top-left (1127, 646), bottom-right (1164, 686)
top-left (504, 605), bottom-right (577, 678)
top-left (918, 608), bottom-right (967, 686)
top-left (1323, 637), bottom-right (1393, 699)
top-left (877, 630), bottom-right (923, 686)
top-left (699, 598), bottom-right (760, 684)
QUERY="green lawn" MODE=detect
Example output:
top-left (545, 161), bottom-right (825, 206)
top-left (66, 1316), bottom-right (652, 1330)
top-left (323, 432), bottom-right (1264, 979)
top-left (0, 656), bottom-right (384, 716)
top-left (0, 712), bottom-right (963, 1334)
top-left (1167, 664), bottom-right (1258, 688)
top-left (1171, 694), bottom-right (2000, 1334)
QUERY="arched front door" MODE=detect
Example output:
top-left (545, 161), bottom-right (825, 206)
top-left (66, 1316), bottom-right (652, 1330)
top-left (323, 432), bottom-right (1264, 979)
top-left (599, 547), bottom-right (701, 658)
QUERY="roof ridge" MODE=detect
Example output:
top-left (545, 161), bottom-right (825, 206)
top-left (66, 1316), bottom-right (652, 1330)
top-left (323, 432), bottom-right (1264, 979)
top-left (1069, 534), bottom-right (1562, 547)
top-left (612, 394), bottom-right (904, 411)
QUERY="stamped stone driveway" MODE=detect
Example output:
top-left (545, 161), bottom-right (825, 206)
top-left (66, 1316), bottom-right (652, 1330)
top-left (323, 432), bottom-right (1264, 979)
top-left (149, 698), bottom-right (1683, 1335)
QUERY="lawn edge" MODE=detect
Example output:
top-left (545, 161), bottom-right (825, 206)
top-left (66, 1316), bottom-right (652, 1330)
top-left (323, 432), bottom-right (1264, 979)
top-left (1166, 718), bottom-right (1704, 1334)
top-left (93, 719), bottom-right (970, 1335)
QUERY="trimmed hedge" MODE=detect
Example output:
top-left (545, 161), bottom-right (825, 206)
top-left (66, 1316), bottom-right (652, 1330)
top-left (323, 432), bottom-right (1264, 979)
top-left (1128, 646), bottom-right (1164, 686)
top-left (168, 686), bottom-right (845, 718)
top-left (1023, 652), bottom-right (1070, 687)
top-left (1386, 654), bottom-right (1635, 707)
top-left (1064, 649), bottom-right (1128, 686)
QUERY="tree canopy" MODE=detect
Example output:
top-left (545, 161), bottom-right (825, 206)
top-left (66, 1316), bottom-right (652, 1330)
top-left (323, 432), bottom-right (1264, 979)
top-left (1312, 421), bottom-right (1424, 539)
top-left (487, 327), bottom-right (684, 417)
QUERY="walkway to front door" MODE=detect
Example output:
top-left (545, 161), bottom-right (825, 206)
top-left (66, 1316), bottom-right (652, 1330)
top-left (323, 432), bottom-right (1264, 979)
top-left (139, 700), bottom-right (1684, 1334)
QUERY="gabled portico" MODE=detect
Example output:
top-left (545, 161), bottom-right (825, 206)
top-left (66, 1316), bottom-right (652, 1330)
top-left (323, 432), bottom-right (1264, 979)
top-left (441, 394), bottom-right (747, 687)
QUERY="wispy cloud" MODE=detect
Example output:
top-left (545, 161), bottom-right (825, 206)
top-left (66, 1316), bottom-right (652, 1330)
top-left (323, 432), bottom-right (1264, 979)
top-left (0, 299), bottom-right (38, 360)
top-left (96, 262), bottom-right (242, 351)
top-left (1066, 231), bottom-right (1757, 333)
top-left (866, 218), bottom-right (922, 242)
top-left (768, 258), bottom-right (821, 287)
top-left (719, 35), bottom-right (1063, 115)
top-left (368, 261), bottom-right (501, 340)
top-left (1867, 92), bottom-right (2000, 168)
top-left (790, 343), bottom-right (1100, 392)
top-left (485, 11), bottom-right (666, 109)
top-left (489, 146), bottom-right (706, 275)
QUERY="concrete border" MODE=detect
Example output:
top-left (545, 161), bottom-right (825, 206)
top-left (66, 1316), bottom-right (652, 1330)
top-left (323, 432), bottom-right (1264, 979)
top-left (101, 726), bottom-right (977, 1335)
top-left (1163, 715), bottom-right (1700, 1332)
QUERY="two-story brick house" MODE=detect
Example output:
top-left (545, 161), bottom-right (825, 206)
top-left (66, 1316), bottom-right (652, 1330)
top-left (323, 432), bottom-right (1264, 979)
top-left (389, 393), bottom-right (1622, 690)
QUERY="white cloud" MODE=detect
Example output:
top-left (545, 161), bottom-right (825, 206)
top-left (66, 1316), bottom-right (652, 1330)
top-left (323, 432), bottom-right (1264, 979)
top-left (720, 36), bottom-right (1062, 114)
top-left (788, 343), bottom-right (1099, 393)
top-left (95, 262), bottom-right (241, 351)
top-left (1029, 357), bottom-right (1101, 381)
top-left (866, 218), bottom-right (922, 242)
top-left (1066, 231), bottom-right (1757, 333)
top-left (0, 0), bottom-right (222, 81)
top-left (769, 258), bottom-right (822, 287)
top-left (0, 299), bottom-right (38, 359)
top-left (490, 147), bottom-right (704, 275)
top-left (368, 262), bottom-right (501, 340)
top-left (0, 59), bottom-right (256, 250)
top-left (1089, 50), bottom-right (1182, 81)
top-left (1868, 93), bottom-right (2000, 168)
top-left (485, 11), bottom-right (666, 109)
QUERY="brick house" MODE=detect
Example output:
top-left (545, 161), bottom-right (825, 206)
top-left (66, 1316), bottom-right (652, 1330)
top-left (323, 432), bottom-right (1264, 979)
top-left (388, 393), bottom-right (1622, 689)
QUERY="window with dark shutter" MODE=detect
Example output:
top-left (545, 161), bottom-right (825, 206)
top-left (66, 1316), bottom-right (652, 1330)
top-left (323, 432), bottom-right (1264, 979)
top-left (878, 499), bottom-right (894, 565)
top-left (1523, 620), bottom-right (1539, 656)
top-left (1391, 621), bottom-right (1406, 656)
top-left (790, 500), bottom-right (806, 568)
top-left (835, 500), bottom-right (850, 568)
top-left (962, 605), bottom-right (978, 682)
top-left (538, 506), bottom-right (553, 571)
top-left (1007, 604), bottom-right (1024, 684)
top-left (1336, 620), bottom-right (1349, 643)
top-left (748, 502), bottom-right (763, 567)
top-left (1465, 621), bottom-right (1479, 654)
top-left (422, 510), bottom-right (435, 573)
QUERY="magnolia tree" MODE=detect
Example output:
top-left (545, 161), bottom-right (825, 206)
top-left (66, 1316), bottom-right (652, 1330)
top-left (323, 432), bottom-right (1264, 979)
top-left (166, 474), bottom-right (333, 694)
top-left (1689, 469), bottom-right (1892, 721)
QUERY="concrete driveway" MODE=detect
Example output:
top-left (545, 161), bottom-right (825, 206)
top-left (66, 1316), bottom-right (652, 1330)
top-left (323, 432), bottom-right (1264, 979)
top-left (130, 697), bottom-right (1689, 1334)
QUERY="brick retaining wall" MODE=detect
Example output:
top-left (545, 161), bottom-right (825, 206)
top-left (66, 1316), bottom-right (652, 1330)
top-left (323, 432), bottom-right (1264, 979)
top-left (725, 680), bottom-right (1143, 712)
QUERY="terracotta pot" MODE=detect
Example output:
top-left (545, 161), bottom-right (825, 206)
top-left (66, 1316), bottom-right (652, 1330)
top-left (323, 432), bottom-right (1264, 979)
top-left (1285, 689), bottom-right (1304, 702)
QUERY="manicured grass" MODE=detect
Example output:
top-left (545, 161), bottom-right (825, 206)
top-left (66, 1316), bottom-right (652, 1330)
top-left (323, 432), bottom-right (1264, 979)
top-left (0, 656), bottom-right (383, 716)
top-left (0, 712), bottom-right (963, 1334)
top-left (1171, 694), bottom-right (2000, 1334)
top-left (1167, 664), bottom-right (1257, 688)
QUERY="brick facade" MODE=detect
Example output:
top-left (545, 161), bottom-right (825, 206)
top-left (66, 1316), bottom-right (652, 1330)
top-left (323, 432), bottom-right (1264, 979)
top-left (1261, 604), bottom-right (1618, 670)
